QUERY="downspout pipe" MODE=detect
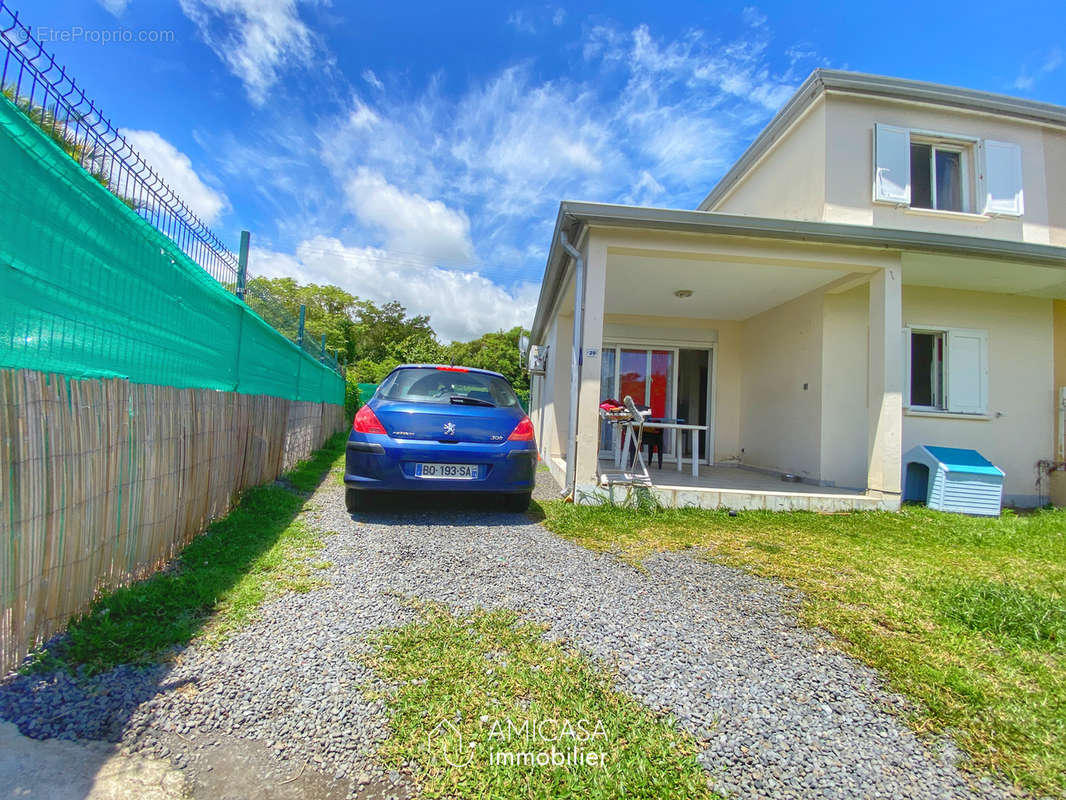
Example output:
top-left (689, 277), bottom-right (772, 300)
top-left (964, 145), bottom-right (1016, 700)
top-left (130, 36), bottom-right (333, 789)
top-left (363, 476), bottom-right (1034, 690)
top-left (560, 229), bottom-right (585, 500)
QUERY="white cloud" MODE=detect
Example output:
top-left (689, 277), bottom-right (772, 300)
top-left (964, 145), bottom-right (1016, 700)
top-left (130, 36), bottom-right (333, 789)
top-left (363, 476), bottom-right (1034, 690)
top-left (273, 10), bottom-right (817, 316)
top-left (362, 69), bottom-right (384, 91)
top-left (98, 0), bottom-right (130, 15)
top-left (252, 237), bottom-right (536, 341)
top-left (552, 8), bottom-right (566, 26)
top-left (121, 129), bottom-right (229, 223)
top-left (178, 0), bottom-right (316, 105)
top-left (344, 169), bottom-right (475, 264)
top-left (741, 6), bottom-right (768, 28)
top-left (623, 170), bottom-right (665, 206)
top-left (1011, 47), bottom-right (1062, 91)
top-left (345, 99), bottom-right (380, 131)
top-left (448, 67), bottom-right (616, 216)
top-left (506, 11), bottom-right (536, 34)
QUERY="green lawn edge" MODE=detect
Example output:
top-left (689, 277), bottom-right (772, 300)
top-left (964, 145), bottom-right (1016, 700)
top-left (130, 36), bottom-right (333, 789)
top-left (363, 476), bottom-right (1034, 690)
top-left (365, 602), bottom-right (720, 800)
top-left (23, 432), bottom-right (349, 675)
top-left (538, 501), bottom-right (1066, 798)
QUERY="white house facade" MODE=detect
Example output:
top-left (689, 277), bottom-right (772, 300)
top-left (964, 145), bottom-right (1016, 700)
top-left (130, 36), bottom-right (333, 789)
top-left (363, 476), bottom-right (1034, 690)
top-left (527, 70), bottom-right (1066, 511)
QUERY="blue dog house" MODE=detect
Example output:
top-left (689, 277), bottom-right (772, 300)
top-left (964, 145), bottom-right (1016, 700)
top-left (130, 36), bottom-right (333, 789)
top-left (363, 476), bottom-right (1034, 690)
top-left (903, 445), bottom-right (1005, 516)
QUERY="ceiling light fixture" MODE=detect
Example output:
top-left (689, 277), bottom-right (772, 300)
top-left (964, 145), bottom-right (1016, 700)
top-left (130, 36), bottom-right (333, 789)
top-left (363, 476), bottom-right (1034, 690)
top-left (673, 289), bottom-right (693, 298)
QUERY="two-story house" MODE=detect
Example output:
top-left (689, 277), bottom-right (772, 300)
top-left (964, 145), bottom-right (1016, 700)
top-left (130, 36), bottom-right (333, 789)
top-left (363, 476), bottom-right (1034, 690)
top-left (528, 70), bottom-right (1066, 511)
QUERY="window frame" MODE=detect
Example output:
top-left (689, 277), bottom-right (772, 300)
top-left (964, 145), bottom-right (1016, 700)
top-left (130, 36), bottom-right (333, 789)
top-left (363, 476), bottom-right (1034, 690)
top-left (904, 325), bottom-right (990, 416)
top-left (909, 135), bottom-right (972, 213)
top-left (907, 328), bottom-right (946, 411)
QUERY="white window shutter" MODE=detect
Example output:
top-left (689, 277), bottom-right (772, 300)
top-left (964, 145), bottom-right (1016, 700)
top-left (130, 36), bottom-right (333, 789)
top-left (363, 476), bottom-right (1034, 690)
top-left (981, 140), bottom-right (1024, 216)
top-left (946, 329), bottom-right (988, 414)
top-left (874, 124), bottom-right (911, 204)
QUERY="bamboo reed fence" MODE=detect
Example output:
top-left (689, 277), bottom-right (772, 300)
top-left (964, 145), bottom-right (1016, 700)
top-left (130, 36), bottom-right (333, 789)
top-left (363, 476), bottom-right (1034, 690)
top-left (0, 369), bottom-right (347, 675)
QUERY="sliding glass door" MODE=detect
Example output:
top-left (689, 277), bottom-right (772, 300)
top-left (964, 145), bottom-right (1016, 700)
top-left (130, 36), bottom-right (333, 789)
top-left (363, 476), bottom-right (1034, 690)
top-left (599, 346), bottom-right (676, 458)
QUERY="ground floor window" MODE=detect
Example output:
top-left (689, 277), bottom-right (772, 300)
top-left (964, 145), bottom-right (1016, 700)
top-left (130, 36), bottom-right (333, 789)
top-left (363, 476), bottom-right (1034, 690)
top-left (909, 331), bottom-right (945, 409)
top-left (906, 326), bottom-right (988, 414)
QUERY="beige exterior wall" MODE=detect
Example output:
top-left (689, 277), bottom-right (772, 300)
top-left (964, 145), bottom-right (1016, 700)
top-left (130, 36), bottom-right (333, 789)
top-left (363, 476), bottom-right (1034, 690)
top-left (901, 286), bottom-right (1054, 504)
top-left (739, 289), bottom-right (824, 479)
top-left (823, 94), bottom-right (1054, 243)
top-left (531, 292), bottom-right (571, 466)
top-left (1045, 129), bottom-right (1066, 247)
top-left (820, 284), bottom-right (870, 488)
top-left (574, 235), bottom-right (608, 490)
top-left (551, 312), bottom-right (572, 459)
top-left (1048, 300), bottom-right (1066, 504)
top-left (713, 97), bottom-right (827, 221)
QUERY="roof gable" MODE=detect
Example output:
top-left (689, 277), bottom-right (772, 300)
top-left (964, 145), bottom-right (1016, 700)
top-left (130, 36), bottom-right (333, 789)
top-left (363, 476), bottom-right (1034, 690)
top-left (698, 69), bottom-right (1066, 213)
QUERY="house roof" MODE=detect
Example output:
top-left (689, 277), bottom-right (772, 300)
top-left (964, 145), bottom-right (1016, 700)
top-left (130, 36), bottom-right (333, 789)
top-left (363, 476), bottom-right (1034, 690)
top-left (697, 69), bottom-right (1066, 212)
top-left (531, 201), bottom-right (1066, 342)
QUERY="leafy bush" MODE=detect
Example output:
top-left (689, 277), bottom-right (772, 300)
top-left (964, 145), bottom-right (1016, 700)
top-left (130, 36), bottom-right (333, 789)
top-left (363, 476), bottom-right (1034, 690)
top-left (344, 371), bottom-right (362, 420)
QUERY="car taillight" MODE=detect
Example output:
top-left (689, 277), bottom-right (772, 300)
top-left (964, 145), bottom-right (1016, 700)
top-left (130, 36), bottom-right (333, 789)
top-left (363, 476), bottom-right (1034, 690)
top-left (353, 405), bottom-right (386, 435)
top-left (507, 416), bottom-right (535, 441)
top-left (436, 365), bottom-right (468, 372)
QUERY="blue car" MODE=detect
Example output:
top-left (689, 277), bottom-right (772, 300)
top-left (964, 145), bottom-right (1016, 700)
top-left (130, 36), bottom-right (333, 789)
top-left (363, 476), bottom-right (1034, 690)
top-left (344, 364), bottom-right (537, 512)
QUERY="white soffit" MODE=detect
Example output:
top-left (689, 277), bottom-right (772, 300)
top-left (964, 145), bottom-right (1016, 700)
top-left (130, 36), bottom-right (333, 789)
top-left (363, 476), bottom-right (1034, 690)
top-left (605, 253), bottom-right (849, 319)
top-left (901, 253), bottom-right (1066, 298)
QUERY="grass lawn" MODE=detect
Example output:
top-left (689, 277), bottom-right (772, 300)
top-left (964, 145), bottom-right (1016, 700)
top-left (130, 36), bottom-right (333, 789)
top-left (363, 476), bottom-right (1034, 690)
top-left (24, 433), bottom-right (348, 675)
top-left (539, 501), bottom-right (1066, 798)
top-left (367, 602), bottom-right (716, 800)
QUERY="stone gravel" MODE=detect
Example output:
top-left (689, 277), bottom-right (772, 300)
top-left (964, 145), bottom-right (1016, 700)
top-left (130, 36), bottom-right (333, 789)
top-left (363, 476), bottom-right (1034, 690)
top-left (1, 468), bottom-right (1010, 799)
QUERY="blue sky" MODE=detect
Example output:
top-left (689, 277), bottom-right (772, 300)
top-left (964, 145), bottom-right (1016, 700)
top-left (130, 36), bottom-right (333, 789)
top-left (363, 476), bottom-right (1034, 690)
top-left (21, 0), bottom-right (1066, 340)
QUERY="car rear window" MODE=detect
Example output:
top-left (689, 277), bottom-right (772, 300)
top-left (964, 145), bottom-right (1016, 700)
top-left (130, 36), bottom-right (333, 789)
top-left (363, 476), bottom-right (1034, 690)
top-left (377, 367), bottom-right (520, 408)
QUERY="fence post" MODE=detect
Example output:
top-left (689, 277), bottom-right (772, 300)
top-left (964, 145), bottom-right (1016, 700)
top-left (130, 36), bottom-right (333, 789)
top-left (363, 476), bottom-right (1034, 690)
top-left (297, 304), bottom-right (306, 347)
top-left (320, 334), bottom-right (326, 359)
top-left (236, 230), bottom-right (250, 299)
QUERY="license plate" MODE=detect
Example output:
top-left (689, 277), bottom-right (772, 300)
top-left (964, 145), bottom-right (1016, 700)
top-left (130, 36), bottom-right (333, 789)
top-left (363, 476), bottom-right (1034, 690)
top-left (415, 463), bottom-right (477, 479)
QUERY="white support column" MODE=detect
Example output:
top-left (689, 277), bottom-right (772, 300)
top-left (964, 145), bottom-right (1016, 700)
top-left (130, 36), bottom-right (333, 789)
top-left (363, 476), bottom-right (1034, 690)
top-left (573, 234), bottom-right (607, 494)
top-left (867, 265), bottom-right (903, 497)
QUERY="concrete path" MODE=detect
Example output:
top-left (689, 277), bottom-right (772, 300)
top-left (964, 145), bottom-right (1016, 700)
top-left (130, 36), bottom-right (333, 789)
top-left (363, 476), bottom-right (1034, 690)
top-left (0, 721), bottom-right (186, 800)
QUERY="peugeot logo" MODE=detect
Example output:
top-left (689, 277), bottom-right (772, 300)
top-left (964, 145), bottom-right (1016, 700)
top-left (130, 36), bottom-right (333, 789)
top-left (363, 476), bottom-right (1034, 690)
top-left (443, 422), bottom-right (456, 436)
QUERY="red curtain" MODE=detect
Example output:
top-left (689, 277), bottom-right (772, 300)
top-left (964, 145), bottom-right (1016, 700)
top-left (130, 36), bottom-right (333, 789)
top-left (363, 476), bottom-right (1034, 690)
top-left (650, 350), bottom-right (670, 417)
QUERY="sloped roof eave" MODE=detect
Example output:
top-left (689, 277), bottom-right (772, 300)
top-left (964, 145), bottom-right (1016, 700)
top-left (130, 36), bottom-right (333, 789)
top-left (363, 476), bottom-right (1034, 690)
top-left (529, 201), bottom-right (1066, 342)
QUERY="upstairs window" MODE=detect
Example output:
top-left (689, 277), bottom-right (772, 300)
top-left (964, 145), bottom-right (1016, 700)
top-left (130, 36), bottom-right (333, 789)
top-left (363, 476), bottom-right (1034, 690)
top-left (909, 141), bottom-right (967, 212)
top-left (874, 124), bottom-right (1023, 216)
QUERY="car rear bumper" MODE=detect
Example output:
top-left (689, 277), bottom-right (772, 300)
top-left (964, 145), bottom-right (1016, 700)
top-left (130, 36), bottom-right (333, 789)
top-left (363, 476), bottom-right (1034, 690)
top-left (344, 435), bottom-right (536, 493)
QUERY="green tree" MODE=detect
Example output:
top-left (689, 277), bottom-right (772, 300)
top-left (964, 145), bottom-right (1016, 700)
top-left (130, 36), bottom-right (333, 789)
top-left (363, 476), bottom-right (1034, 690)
top-left (350, 299), bottom-right (439, 363)
top-left (445, 326), bottom-right (530, 393)
top-left (241, 276), bottom-right (529, 400)
top-left (244, 277), bottom-right (356, 355)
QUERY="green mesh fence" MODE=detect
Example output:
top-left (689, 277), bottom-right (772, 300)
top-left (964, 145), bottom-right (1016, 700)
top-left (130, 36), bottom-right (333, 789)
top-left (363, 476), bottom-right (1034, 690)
top-left (0, 95), bottom-right (343, 404)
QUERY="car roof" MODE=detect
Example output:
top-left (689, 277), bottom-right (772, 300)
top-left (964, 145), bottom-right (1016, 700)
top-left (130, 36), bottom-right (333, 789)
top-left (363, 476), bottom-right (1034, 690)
top-left (392, 363), bottom-right (507, 380)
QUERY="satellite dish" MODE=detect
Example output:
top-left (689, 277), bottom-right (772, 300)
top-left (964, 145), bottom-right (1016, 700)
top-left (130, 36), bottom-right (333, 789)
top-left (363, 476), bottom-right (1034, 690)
top-left (518, 334), bottom-right (530, 359)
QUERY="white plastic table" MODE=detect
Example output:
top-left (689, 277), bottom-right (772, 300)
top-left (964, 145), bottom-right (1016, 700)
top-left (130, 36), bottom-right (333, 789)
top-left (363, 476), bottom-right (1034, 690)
top-left (613, 419), bottom-right (710, 478)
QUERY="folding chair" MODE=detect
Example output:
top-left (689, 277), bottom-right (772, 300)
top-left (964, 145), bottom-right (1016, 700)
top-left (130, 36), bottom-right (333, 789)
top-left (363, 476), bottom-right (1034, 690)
top-left (621, 395), bottom-right (650, 483)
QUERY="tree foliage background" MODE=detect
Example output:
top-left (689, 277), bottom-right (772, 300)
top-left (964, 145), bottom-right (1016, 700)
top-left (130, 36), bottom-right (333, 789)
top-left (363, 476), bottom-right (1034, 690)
top-left (245, 277), bottom-right (530, 416)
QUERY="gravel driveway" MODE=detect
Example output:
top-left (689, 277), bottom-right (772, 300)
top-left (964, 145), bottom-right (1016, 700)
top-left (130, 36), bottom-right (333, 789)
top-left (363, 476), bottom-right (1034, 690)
top-left (1, 468), bottom-right (1008, 799)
